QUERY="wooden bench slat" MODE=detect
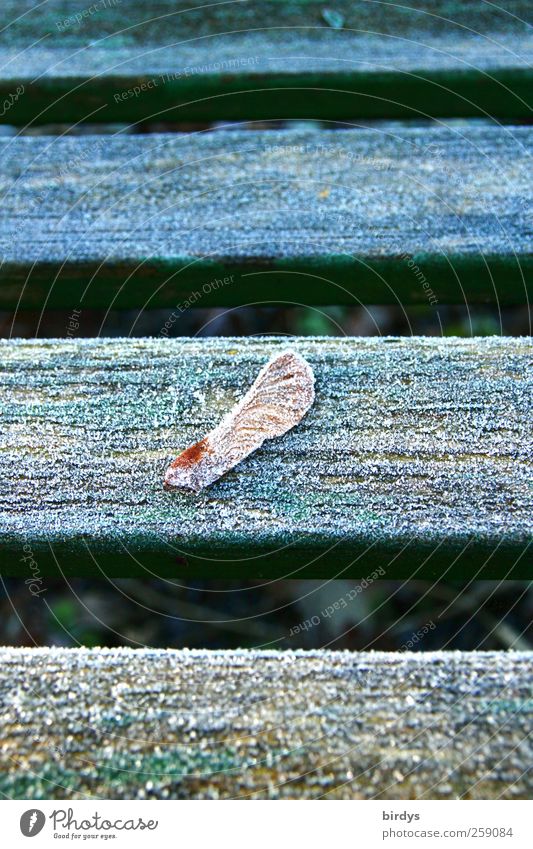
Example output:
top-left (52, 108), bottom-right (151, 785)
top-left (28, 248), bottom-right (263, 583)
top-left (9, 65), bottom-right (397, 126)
top-left (1, 1), bottom-right (532, 123)
top-left (1, 337), bottom-right (531, 578)
top-left (1, 125), bottom-right (532, 308)
top-left (1, 648), bottom-right (531, 799)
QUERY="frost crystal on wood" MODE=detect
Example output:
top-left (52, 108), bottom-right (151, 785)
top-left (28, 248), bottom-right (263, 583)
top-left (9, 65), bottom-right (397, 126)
top-left (164, 351), bottom-right (315, 492)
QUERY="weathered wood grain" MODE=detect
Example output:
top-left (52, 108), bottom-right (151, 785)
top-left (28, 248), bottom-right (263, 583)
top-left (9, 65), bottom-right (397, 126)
top-left (0, 648), bottom-right (531, 799)
top-left (1, 125), bottom-right (532, 308)
top-left (0, 1), bottom-right (532, 123)
top-left (0, 337), bottom-right (531, 578)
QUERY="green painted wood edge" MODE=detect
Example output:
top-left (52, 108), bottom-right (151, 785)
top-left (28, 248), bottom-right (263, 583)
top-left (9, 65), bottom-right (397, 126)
top-left (1, 68), bottom-right (532, 125)
top-left (1, 535), bottom-right (531, 580)
top-left (2, 254), bottom-right (532, 310)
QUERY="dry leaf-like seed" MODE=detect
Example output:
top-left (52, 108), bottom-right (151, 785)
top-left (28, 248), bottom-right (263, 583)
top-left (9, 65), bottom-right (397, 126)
top-left (164, 351), bottom-right (315, 492)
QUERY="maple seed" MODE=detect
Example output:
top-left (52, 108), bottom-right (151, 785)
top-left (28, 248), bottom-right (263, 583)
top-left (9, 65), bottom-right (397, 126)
top-left (164, 351), bottom-right (315, 493)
